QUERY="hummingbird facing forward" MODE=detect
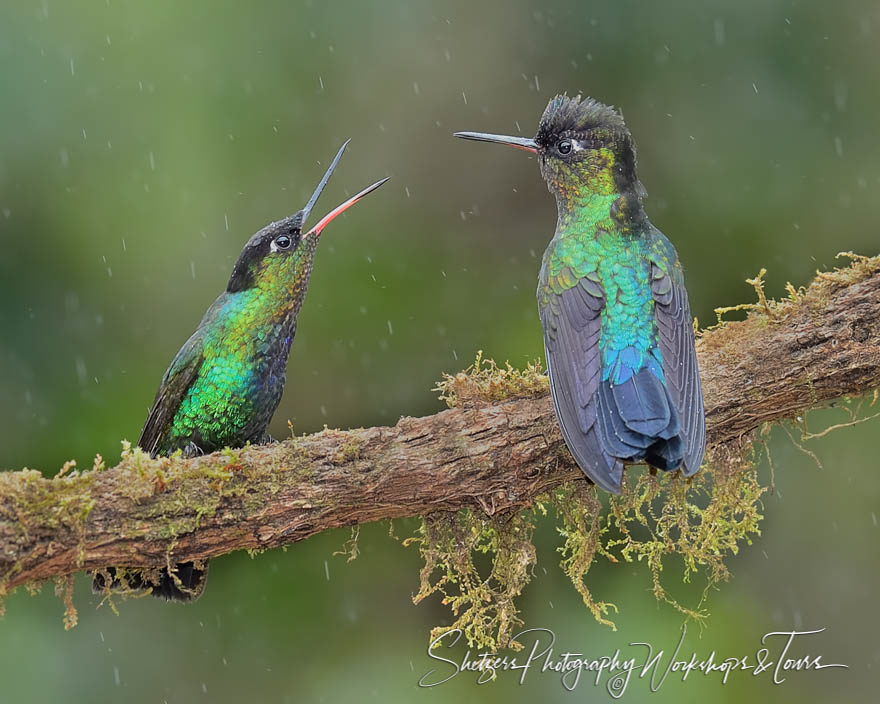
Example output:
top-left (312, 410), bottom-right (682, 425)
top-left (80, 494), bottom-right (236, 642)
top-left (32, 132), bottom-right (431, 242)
top-left (455, 95), bottom-right (705, 493)
top-left (93, 141), bottom-right (387, 601)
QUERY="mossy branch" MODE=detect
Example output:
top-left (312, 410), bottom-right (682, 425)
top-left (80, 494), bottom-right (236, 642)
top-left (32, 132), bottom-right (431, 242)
top-left (1, 254), bottom-right (879, 637)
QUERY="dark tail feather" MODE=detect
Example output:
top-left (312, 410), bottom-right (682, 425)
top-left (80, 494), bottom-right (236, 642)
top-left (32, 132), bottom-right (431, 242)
top-left (645, 436), bottom-right (684, 470)
top-left (92, 561), bottom-right (208, 602)
top-left (597, 367), bottom-right (685, 470)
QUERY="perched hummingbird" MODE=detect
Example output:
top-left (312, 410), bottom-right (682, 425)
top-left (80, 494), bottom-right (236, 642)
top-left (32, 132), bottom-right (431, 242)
top-left (455, 95), bottom-right (705, 493)
top-left (93, 141), bottom-right (387, 600)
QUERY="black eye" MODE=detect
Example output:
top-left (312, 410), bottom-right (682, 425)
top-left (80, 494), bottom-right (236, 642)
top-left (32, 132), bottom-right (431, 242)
top-left (557, 140), bottom-right (573, 155)
top-left (274, 234), bottom-right (292, 250)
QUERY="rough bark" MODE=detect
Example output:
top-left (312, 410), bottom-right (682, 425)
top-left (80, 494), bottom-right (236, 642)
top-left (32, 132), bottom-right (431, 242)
top-left (1, 256), bottom-right (879, 594)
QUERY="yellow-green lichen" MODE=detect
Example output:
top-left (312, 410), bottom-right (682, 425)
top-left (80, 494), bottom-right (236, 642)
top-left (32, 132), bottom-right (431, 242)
top-left (710, 252), bottom-right (880, 328)
top-left (405, 508), bottom-right (537, 651)
top-left (434, 350), bottom-right (549, 409)
top-left (407, 438), bottom-right (765, 650)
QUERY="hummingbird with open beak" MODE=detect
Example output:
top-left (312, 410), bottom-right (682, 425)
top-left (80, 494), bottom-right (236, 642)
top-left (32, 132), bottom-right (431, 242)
top-left (94, 140), bottom-right (388, 600)
top-left (455, 95), bottom-right (705, 494)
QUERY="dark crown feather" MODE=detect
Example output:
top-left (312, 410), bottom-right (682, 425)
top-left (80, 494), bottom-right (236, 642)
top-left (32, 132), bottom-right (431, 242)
top-left (536, 94), bottom-right (630, 144)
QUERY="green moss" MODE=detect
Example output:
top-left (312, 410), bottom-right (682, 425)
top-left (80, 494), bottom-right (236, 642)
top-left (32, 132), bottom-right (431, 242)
top-left (434, 350), bottom-right (549, 409)
top-left (339, 436), bottom-right (363, 463)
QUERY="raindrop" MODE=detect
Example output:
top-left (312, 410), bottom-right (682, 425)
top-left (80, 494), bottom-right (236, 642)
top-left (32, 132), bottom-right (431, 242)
top-left (834, 80), bottom-right (848, 111)
top-left (224, 214), bottom-right (230, 231)
top-left (833, 136), bottom-right (843, 157)
top-left (324, 560), bottom-right (330, 580)
top-left (70, 58), bottom-right (75, 76)
top-left (60, 149), bottom-right (69, 167)
top-left (75, 357), bottom-right (88, 385)
top-left (413, 82), bottom-right (420, 96)
top-left (387, 320), bottom-right (393, 335)
top-left (113, 667), bottom-right (120, 686)
top-left (149, 151), bottom-right (155, 170)
top-left (714, 18), bottom-right (726, 46)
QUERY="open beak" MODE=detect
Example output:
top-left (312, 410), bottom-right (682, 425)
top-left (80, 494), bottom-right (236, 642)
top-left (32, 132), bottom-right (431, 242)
top-left (453, 131), bottom-right (538, 154)
top-left (305, 177), bottom-right (390, 238)
top-left (300, 139), bottom-right (351, 226)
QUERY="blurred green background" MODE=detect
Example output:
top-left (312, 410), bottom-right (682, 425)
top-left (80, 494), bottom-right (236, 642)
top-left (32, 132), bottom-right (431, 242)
top-left (1, 0), bottom-right (878, 701)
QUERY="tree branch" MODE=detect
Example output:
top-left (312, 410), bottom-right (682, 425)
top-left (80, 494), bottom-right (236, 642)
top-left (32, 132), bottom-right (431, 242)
top-left (2, 255), bottom-right (879, 596)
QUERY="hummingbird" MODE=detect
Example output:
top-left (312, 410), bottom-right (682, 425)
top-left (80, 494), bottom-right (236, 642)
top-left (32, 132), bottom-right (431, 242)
top-left (455, 95), bottom-right (705, 494)
top-left (93, 141), bottom-right (388, 600)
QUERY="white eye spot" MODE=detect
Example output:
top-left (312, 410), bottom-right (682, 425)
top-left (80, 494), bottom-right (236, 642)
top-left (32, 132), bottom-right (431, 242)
top-left (571, 140), bottom-right (585, 152)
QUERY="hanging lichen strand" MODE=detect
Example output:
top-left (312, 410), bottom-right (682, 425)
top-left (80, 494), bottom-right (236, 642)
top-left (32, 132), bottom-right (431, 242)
top-left (407, 397), bottom-right (764, 650)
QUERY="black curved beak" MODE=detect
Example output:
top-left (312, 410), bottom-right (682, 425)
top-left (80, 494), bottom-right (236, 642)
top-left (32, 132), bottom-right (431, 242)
top-left (305, 177), bottom-right (390, 238)
top-left (453, 131), bottom-right (538, 154)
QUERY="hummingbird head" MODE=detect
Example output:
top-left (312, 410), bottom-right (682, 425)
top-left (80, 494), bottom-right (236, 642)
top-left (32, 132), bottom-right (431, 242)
top-left (226, 140), bottom-right (388, 294)
top-left (455, 94), bottom-right (645, 216)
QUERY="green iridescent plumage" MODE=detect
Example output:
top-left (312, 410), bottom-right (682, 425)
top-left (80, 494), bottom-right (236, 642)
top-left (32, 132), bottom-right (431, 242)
top-left (143, 235), bottom-right (319, 457)
top-left (456, 95), bottom-right (705, 494)
top-left (93, 143), bottom-right (387, 601)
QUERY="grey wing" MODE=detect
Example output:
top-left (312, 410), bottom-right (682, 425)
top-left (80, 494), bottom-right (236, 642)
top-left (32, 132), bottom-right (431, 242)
top-left (539, 278), bottom-right (624, 494)
top-left (138, 329), bottom-right (206, 457)
top-left (650, 258), bottom-right (706, 476)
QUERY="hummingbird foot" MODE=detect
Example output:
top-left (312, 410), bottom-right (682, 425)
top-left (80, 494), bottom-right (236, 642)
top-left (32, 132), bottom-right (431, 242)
top-left (181, 441), bottom-right (204, 458)
top-left (92, 561), bottom-right (208, 602)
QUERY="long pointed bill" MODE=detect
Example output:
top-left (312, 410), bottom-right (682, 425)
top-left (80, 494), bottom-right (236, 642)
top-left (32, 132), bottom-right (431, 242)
top-left (301, 139), bottom-right (351, 224)
top-left (453, 131), bottom-right (538, 154)
top-left (306, 176), bottom-right (390, 237)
